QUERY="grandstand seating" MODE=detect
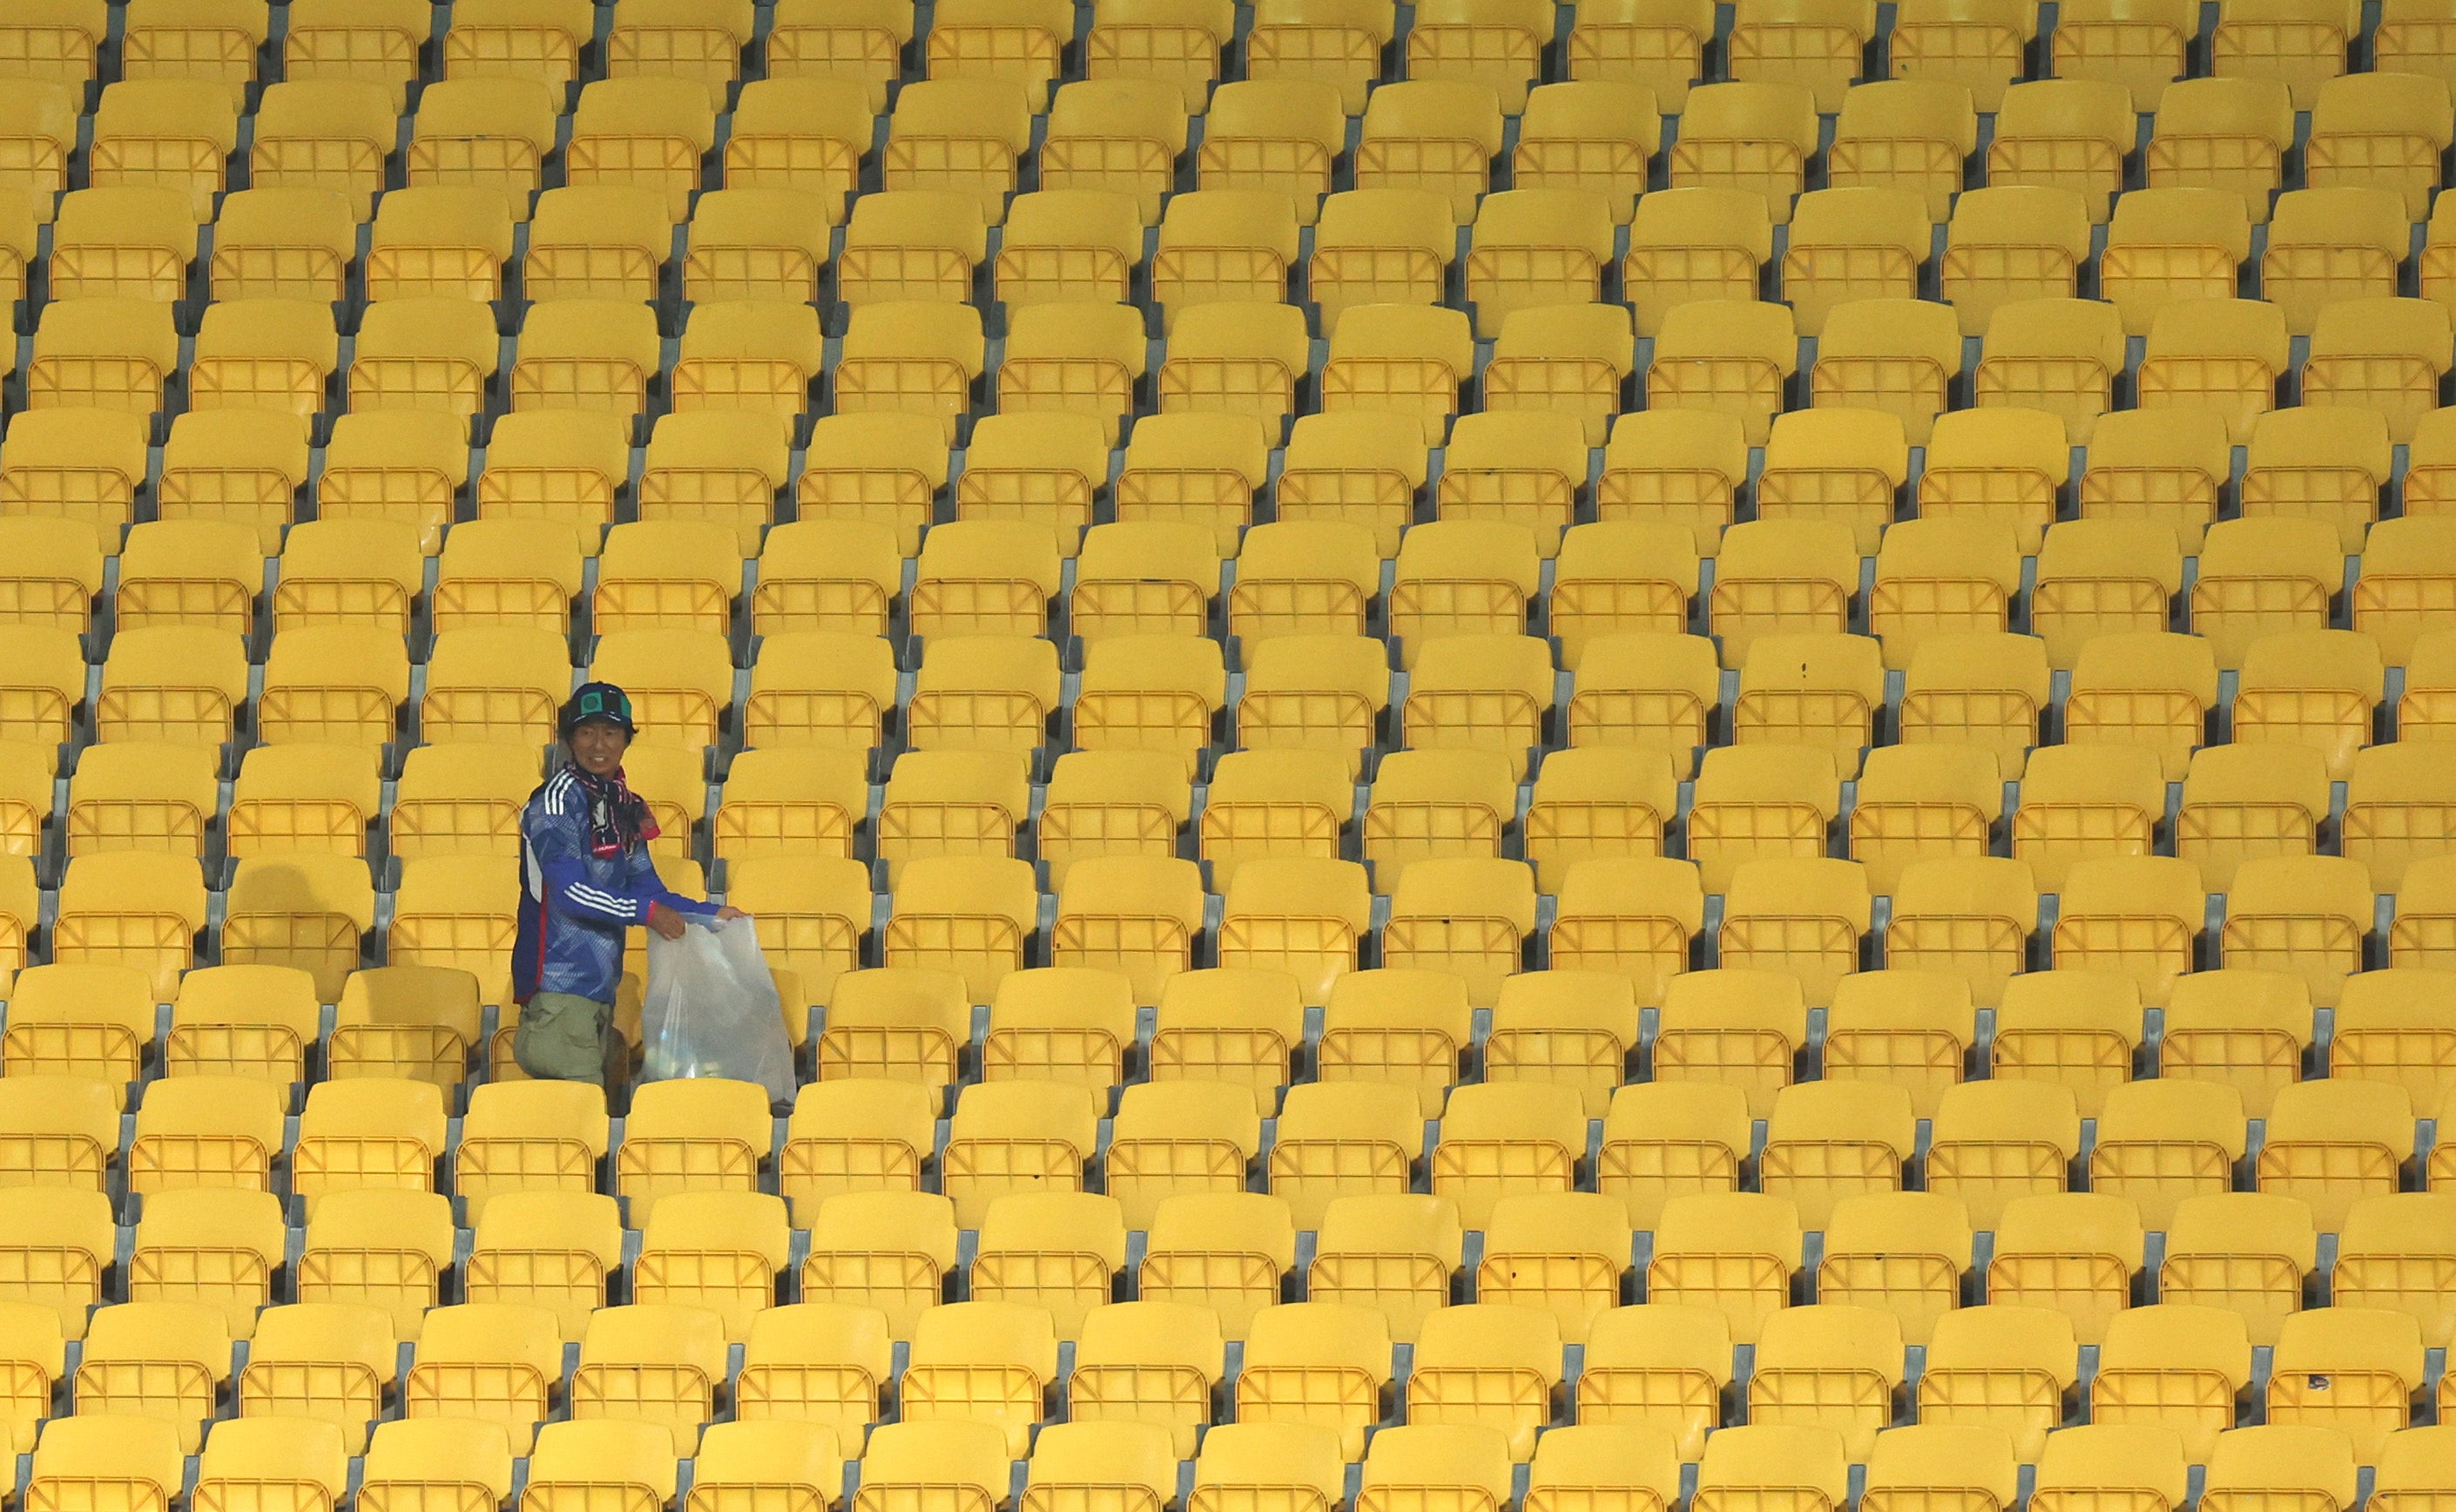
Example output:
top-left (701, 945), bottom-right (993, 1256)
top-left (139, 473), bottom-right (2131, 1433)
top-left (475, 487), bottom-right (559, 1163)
top-left (9, 0), bottom-right (2456, 1509)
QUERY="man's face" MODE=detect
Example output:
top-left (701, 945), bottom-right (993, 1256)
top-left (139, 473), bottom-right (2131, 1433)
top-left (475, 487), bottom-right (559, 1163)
top-left (570, 719), bottom-right (630, 776)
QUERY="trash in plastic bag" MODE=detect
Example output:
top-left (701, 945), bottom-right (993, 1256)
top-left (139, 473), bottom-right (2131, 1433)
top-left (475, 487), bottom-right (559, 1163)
top-left (640, 915), bottom-right (794, 1106)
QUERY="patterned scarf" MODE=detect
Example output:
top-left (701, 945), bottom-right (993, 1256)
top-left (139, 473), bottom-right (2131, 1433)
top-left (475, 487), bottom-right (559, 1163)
top-left (564, 759), bottom-right (659, 859)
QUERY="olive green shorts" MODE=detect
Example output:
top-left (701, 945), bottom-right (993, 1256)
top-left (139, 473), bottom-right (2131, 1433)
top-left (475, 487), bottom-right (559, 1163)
top-left (514, 990), bottom-right (614, 1085)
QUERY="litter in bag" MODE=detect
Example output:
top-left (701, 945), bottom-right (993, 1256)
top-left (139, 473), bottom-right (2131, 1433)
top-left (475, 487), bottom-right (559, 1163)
top-left (640, 915), bottom-right (793, 1105)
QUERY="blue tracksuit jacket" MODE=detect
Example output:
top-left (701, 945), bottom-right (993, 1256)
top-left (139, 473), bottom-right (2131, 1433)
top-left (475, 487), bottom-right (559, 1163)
top-left (512, 769), bottom-right (719, 1004)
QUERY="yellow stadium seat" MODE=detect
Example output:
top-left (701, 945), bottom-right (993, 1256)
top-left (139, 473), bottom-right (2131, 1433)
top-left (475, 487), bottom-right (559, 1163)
top-left (884, 78), bottom-right (1031, 226)
top-left (2034, 1427), bottom-right (2191, 1512)
top-left (1927, 1079), bottom-right (2082, 1229)
top-left (348, 297), bottom-right (496, 435)
top-left (1717, 857), bottom-right (1872, 1007)
top-left (1731, 631), bottom-right (1885, 775)
top-left (2144, 78), bottom-right (2291, 223)
top-left (1745, 1305), bottom-right (1906, 1461)
top-left (1815, 1191), bottom-right (1973, 1346)
top-left (1189, 1423), bottom-right (1346, 1512)
top-left (1941, 187), bottom-right (2094, 337)
top-left (1987, 79), bottom-right (2134, 221)
top-left (763, 0), bottom-right (910, 111)
top-left (1974, 297), bottom-right (2126, 442)
top-left (1305, 1191), bottom-right (1461, 1344)
top-left (1197, 79), bottom-right (1345, 217)
top-left (2156, 1191), bottom-right (2317, 1346)
top-left (1915, 1306), bottom-right (2078, 1463)
top-left (1574, 1304), bottom-right (1731, 1459)
top-left (1522, 746), bottom-right (1679, 891)
top-left (2135, 297), bottom-right (2293, 445)
top-left (904, 633), bottom-right (1060, 757)
top-left (283, 0), bottom-right (428, 106)
top-left (525, 1419), bottom-right (685, 1512)
top-left (1709, 519), bottom-right (1856, 669)
top-left (1830, 79), bottom-right (1982, 210)
top-left (1146, 968), bottom-right (1305, 1113)
top-left (127, 1186), bottom-right (285, 1340)
top-left (1758, 1079), bottom-right (1913, 1230)
top-left (1984, 1191), bottom-right (2144, 1347)
top-left (1085, 0), bottom-right (1233, 107)
top-left (2092, 1305), bottom-right (2257, 1462)
top-left (837, 191), bottom-right (988, 310)
top-left (2101, 188), bottom-right (2254, 338)
top-left (726, 1302), bottom-right (893, 1451)
top-left (2261, 1077), bottom-right (2417, 1231)
top-left (1668, 81), bottom-right (1819, 224)
top-left (30, 1415), bottom-right (187, 1512)
top-left (1821, 968), bottom-right (1976, 1113)
top-left (835, 298), bottom-right (986, 442)
top-left (1695, 1424), bottom-right (1851, 1512)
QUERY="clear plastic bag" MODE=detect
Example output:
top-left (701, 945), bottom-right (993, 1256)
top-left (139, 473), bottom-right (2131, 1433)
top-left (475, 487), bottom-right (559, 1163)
top-left (640, 915), bottom-right (794, 1105)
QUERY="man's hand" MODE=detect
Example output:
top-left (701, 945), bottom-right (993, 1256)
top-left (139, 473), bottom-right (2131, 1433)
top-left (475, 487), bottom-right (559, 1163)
top-left (645, 900), bottom-right (687, 940)
top-left (714, 905), bottom-right (750, 922)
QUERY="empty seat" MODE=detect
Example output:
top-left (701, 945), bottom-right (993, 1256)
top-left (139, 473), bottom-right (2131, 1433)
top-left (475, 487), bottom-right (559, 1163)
top-left (1917, 1306), bottom-right (2080, 1463)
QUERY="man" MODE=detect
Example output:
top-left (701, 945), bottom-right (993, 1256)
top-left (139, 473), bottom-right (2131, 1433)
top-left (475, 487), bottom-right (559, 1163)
top-left (513, 681), bottom-right (746, 1089)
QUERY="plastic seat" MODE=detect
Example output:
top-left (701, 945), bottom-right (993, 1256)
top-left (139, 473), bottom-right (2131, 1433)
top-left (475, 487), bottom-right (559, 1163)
top-left (2262, 1310), bottom-right (2425, 1465)
top-left (1913, 1306), bottom-right (2080, 1462)
top-left (1622, 189), bottom-right (1773, 341)
top-left (1197, 80), bottom-right (1345, 219)
top-left (837, 192), bottom-right (986, 310)
top-left (2134, 298), bottom-right (2292, 443)
top-left (1316, 280), bottom-right (1463, 442)
top-left (899, 1306), bottom-right (1061, 1462)
top-left (882, 79), bottom-right (1030, 227)
top-left (725, 1303), bottom-right (894, 1449)
top-left (349, 297), bottom-right (497, 436)
top-left (1355, 78), bottom-right (1502, 223)
top-left (0, 408), bottom-right (151, 551)
top-left (1103, 1082), bottom-right (1263, 1232)
top-left (1668, 82), bottom-right (1819, 225)
top-left (1400, 1306), bottom-right (1562, 1461)
top-left (1816, 1192), bottom-right (1974, 1346)
top-left (1522, 746), bottom-right (1680, 892)
top-left (612, 1077), bottom-right (774, 1226)
top-left (29, 296), bottom-right (180, 421)
top-left (1987, 81), bottom-right (2133, 222)
top-left (1732, 631), bottom-right (1886, 776)
top-left (1235, 1303), bottom-right (1394, 1459)
top-left (1717, 858), bottom-right (1872, 1008)
top-left (1751, 409), bottom-right (1910, 555)
top-left (1974, 298), bottom-right (2126, 442)
top-left (291, 1077), bottom-right (449, 1215)
top-left (994, 192), bottom-right (1143, 321)
top-left (2145, 79), bottom-right (2293, 223)
top-left (1242, 0), bottom-right (1400, 114)
top-left (193, 1399), bottom-right (353, 1511)
top-left (406, 78), bottom-right (558, 221)
top-left (2201, 1427), bottom-right (2362, 1512)
top-left (508, 300), bottom-right (663, 429)
top-left (1154, 310), bottom-right (1312, 462)
top-left (779, 1076), bottom-right (936, 1226)
top-left (50, 186), bottom-right (196, 305)
top-left (0, 1191), bottom-right (111, 1345)
top-left (873, 750), bottom-right (1028, 888)
top-left (1136, 1192), bottom-right (1296, 1343)
top-left (1148, 190), bottom-right (1298, 327)
top-left (1809, 302), bottom-right (1962, 450)
top-left (1694, 1425), bottom-right (1851, 1512)
top-left (152, 408), bottom-right (316, 550)
top-left (86, 78), bottom-right (238, 220)
top-left (1685, 745), bottom-right (1842, 894)
top-left (1830, 80), bottom-right (1983, 212)
top-left (2148, 1191), bottom-right (2315, 1348)
top-left (2176, 739), bottom-right (2330, 894)
top-left (1648, 299), bottom-right (1798, 446)
top-left (558, 76), bottom-right (715, 223)
top-left (632, 1192), bottom-right (792, 1344)
top-left (524, 1420), bottom-right (685, 1512)
top-left (1083, 0), bottom-right (1234, 107)
top-left (942, 1081), bottom-right (1103, 1229)
top-left (1989, 969), bottom-right (2144, 1117)
top-left (1263, 1082), bottom-right (1422, 1230)
top-left (1306, 1192), bottom-right (1463, 1343)
top-left (2346, 741), bottom-right (2456, 893)
top-left (2262, 1079), bottom-right (2417, 1232)
top-left (1861, 1426), bottom-right (2022, 1512)
top-left (1145, 969), bottom-right (1306, 1116)
top-left (1038, 80), bottom-right (1189, 224)
top-left (1821, 969), bottom-right (1977, 1113)
top-left (1188, 1423), bottom-right (1347, 1512)
top-left (1983, 1191), bottom-right (2145, 1347)
top-left (663, 302), bottom-right (822, 435)
top-left (2091, 1306), bottom-right (2256, 1462)
top-left (1757, 1079), bottom-right (1915, 1234)
top-left (2333, 1196), bottom-right (2456, 1349)
top-left (75, 1299), bottom-right (234, 1449)
top-left (1542, 857), bottom-right (1701, 1009)
top-left (763, 0), bottom-right (911, 111)
top-left (1745, 1305), bottom-right (1907, 1461)
top-left (2216, 854), bottom-right (2371, 1008)
top-left (2033, 1427), bottom-right (2191, 1512)
top-left (2404, 635), bottom-right (2456, 746)
top-left (1926, 1079), bottom-right (2082, 1228)
top-left (2302, 299), bottom-right (2453, 447)
top-left (1571, 1306), bottom-right (1731, 1461)
top-left (1426, 1083), bottom-right (1586, 1232)
top-left (461, 1188), bottom-right (624, 1341)
top-left (2101, 189), bottom-right (2255, 338)
top-left (1709, 520), bottom-right (1856, 669)
top-left (28, 1416), bottom-right (188, 1512)
top-left (1940, 188), bottom-right (2094, 339)
top-left (127, 1188), bottom-right (287, 1340)
top-left (1311, 193), bottom-right (1465, 354)
top-left (0, 3), bottom-right (108, 93)
top-left (397, 1301), bottom-right (563, 1449)
top-left (1783, 192), bottom-right (1932, 341)
top-left (853, 1421), bottom-right (1015, 1512)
